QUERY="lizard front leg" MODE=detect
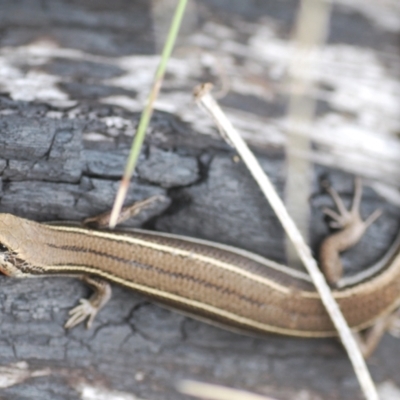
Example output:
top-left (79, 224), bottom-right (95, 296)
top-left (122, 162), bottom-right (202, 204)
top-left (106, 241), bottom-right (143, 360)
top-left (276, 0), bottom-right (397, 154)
top-left (65, 195), bottom-right (165, 329)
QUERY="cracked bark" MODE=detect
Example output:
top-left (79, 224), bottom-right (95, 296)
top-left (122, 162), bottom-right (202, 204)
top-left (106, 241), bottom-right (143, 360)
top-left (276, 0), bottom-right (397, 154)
top-left (0, 1), bottom-right (399, 400)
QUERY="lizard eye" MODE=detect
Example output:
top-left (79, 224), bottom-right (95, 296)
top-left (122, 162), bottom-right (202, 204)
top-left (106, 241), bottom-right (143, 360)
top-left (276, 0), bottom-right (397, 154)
top-left (0, 243), bottom-right (8, 253)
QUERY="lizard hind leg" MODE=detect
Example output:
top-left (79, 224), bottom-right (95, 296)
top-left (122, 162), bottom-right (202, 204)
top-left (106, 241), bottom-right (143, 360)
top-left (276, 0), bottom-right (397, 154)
top-left (322, 177), bottom-right (382, 230)
top-left (319, 178), bottom-right (382, 286)
top-left (386, 307), bottom-right (400, 339)
top-left (353, 309), bottom-right (400, 358)
top-left (321, 178), bottom-right (361, 229)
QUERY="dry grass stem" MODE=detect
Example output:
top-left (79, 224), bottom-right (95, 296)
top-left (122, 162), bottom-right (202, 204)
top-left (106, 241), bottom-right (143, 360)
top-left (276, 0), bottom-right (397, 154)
top-left (194, 83), bottom-right (379, 400)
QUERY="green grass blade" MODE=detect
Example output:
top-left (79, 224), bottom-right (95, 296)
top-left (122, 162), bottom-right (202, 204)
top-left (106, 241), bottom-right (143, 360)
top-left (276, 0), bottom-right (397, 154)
top-left (109, 0), bottom-right (189, 228)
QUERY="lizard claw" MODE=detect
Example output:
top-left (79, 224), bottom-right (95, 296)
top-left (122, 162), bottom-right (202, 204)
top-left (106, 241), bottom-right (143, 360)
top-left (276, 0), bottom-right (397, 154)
top-left (65, 299), bottom-right (98, 329)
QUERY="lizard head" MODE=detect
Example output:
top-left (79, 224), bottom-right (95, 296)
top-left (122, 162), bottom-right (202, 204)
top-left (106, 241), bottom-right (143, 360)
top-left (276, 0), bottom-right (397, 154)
top-left (0, 213), bottom-right (37, 277)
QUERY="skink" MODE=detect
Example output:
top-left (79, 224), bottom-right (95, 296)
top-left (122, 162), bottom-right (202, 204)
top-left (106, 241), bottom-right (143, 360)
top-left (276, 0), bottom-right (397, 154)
top-left (0, 182), bottom-right (398, 344)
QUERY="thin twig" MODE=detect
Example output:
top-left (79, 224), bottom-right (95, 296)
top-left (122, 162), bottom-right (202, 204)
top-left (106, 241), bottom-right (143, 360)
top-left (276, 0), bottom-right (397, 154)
top-left (177, 380), bottom-right (277, 400)
top-left (284, 0), bottom-right (332, 266)
top-left (194, 83), bottom-right (379, 400)
top-left (109, 0), bottom-right (189, 228)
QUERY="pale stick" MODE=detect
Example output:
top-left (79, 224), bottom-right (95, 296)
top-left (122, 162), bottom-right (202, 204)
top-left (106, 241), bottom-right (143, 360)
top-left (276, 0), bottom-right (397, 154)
top-left (194, 83), bottom-right (379, 400)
